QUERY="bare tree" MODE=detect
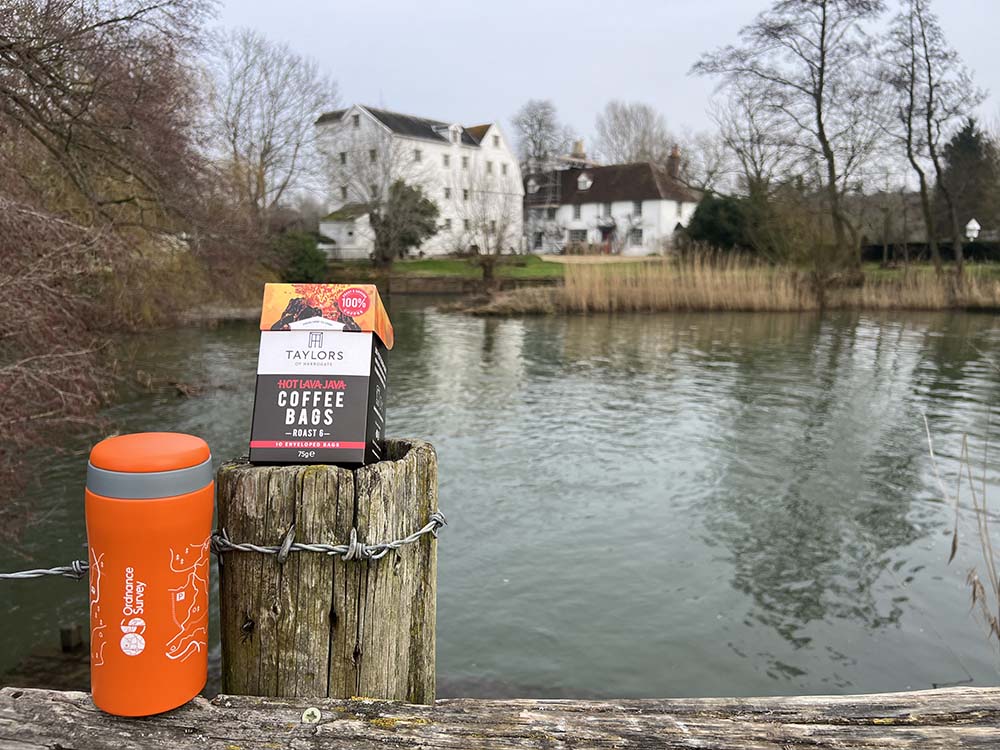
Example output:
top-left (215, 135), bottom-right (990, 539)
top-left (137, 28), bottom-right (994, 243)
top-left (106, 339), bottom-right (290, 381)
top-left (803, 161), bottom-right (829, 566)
top-left (511, 99), bottom-right (575, 168)
top-left (594, 100), bottom-right (674, 164)
top-left (0, 196), bottom-right (126, 534)
top-left (0, 0), bottom-right (211, 226)
top-left (456, 164), bottom-right (522, 282)
top-left (677, 129), bottom-right (732, 193)
top-left (883, 0), bottom-right (983, 277)
top-left (710, 81), bottom-right (799, 198)
top-left (694, 0), bottom-right (887, 270)
top-left (208, 28), bottom-right (339, 229)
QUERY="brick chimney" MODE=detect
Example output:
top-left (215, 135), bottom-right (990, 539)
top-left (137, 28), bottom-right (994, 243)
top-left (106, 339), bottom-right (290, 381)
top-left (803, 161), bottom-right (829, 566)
top-left (666, 144), bottom-right (681, 178)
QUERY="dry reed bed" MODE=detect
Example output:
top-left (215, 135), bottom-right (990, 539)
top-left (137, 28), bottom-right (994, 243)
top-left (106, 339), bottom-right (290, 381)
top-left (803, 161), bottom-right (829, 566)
top-left (472, 258), bottom-right (1000, 314)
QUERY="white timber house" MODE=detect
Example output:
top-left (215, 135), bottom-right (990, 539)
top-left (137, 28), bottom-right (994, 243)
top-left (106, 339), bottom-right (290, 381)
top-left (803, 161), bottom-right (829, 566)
top-left (316, 104), bottom-right (524, 259)
top-left (524, 144), bottom-right (700, 255)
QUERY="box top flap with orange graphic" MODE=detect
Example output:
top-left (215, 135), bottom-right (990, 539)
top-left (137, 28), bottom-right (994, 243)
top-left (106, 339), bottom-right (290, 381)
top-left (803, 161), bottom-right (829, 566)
top-left (259, 283), bottom-right (394, 349)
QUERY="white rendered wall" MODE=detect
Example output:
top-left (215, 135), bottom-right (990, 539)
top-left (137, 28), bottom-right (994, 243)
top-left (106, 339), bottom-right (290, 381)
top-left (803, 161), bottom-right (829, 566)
top-left (538, 197), bottom-right (697, 255)
top-left (319, 108), bottom-right (524, 257)
top-left (318, 214), bottom-right (372, 260)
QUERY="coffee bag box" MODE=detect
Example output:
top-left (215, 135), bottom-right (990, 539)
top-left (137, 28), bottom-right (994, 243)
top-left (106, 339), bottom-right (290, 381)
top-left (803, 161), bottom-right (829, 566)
top-left (249, 284), bottom-right (393, 466)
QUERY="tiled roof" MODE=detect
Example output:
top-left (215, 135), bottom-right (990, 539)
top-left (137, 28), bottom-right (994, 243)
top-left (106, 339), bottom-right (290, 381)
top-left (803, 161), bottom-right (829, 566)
top-left (321, 203), bottom-right (368, 222)
top-left (315, 109), bottom-right (347, 125)
top-left (524, 163), bottom-right (700, 206)
top-left (464, 124), bottom-right (491, 144)
top-left (316, 105), bottom-right (481, 147)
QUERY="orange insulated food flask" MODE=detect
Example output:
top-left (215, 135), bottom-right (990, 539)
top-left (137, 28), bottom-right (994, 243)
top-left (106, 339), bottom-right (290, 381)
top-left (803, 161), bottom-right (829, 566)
top-left (85, 433), bottom-right (213, 716)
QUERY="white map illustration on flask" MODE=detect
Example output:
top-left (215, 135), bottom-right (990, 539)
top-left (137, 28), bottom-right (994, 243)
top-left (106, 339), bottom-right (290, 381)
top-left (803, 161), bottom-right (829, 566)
top-left (165, 536), bottom-right (210, 662)
top-left (89, 548), bottom-right (107, 667)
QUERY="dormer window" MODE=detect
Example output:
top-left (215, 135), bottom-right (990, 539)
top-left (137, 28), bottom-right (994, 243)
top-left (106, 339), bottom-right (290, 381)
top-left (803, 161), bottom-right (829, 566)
top-left (577, 173), bottom-right (592, 191)
top-left (450, 126), bottom-right (461, 144)
top-left (526, 178), bottom-right (539, 194)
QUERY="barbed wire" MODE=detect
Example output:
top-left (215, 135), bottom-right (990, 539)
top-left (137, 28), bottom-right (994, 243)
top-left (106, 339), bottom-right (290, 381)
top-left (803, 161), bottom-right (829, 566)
top-left (212, 510), bottom-right (447, 563)
top-left (0, 561), bottom-right (89, 581)
top-left (0, 510), bottom-right (446, 581)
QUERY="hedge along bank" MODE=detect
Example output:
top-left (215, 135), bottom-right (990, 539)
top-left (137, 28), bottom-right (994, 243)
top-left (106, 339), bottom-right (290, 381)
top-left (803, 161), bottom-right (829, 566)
top-left (249, 283), bottom-right (393, 466)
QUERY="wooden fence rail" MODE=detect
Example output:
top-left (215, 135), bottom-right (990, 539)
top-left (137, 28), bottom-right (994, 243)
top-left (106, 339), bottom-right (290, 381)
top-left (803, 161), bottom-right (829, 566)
top-left (3, 685), bottom-right (1000, 749)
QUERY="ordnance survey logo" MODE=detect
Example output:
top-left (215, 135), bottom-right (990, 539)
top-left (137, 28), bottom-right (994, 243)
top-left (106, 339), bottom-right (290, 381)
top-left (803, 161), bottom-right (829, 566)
top-left (120, 617), bottom-right (146, 656)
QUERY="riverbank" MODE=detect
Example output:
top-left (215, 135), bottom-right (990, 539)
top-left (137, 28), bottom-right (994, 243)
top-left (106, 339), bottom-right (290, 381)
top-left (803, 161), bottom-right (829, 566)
top-left (328, 254), bottom-right (565, 281)
top-left (464, 257), bottom-right (1000, 314)
top-left (178, 257), bottom-right (563, 323)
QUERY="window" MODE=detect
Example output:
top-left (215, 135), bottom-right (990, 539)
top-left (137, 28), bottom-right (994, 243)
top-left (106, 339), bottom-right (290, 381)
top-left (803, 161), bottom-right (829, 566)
top-left (501, 163), bottom-right (508, 176)
top-left (338, 151), bottom-right (346, 165)
top-left (489, 220), bottom-right (496, 232)
top-left (629, 228), bottom-right (644, 246)
top-left (493, 135), bottom-right (500, 147)
top-left (444, 187), bottom-right (452, 199)
top-left (633, 201), bottom-right (642, 216)
top-left (464, 219), bottom-right (470, 230)
top-left (414, 149), bottom-right (422, 162)
top-left (533, 232), bottom-right (543, 249)
top-left (369, 149), bottom-right (376, 163)
top-left (463, 188), bottom-right (469, 201)
top-left (577, 173), bottom-right (592, 190)
top-left (603, 202), bottom-right (612, 217)
top-left (451, 129), bottom-right (460, 144)
top-left (573, 204), bottom-right (581, 220)
top-left (676, 201), bottom-right (683, 217)
top-left (443, 154), bottom-right (450, 167)
top-left (462, 156), bottom-right (469, 169)
top-left (352, 114), bottom-right (360, 128)
top-left (547, 207), bottom-right (556, 220)
top-left (526, 178), bottom-right (539, 194)
top-left (486, 161), bottom-right (493, 173)
top-left (444, 218), bottom-right (452, 230)
top-left (569, 229), bottom-right (587, 243)
top-left (340, 186), bottom-right (347, 200)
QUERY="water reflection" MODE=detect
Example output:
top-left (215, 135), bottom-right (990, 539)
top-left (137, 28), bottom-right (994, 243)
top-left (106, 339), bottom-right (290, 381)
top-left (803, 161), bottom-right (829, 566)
top-left (2, 302), bottom-right (999, 698)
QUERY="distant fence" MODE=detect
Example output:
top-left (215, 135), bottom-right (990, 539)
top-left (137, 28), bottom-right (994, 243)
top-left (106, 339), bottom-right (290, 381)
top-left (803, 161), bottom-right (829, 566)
top-left (861, 241), bottom-right (1000, 264)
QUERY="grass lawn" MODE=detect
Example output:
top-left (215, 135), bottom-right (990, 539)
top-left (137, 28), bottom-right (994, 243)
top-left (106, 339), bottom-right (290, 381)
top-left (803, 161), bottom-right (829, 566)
top-left (328, 254), bottom-right (565, 281)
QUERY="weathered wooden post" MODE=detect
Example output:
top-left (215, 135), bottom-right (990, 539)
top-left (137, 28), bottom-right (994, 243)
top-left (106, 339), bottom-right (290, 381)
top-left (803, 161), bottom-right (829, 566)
top-left (216, 439), bottom-right (439, 703)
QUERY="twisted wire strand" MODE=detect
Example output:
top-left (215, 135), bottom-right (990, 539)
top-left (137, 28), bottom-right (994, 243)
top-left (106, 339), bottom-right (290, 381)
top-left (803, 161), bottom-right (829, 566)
top-left (0, 510), bottom-right (446, 580)
top-left (0, 560), bottom-right (89, 580)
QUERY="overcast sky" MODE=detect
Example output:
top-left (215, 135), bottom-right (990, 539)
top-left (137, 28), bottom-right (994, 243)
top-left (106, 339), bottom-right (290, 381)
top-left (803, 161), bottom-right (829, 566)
top-left (218, 0), bottom-right (999, 148)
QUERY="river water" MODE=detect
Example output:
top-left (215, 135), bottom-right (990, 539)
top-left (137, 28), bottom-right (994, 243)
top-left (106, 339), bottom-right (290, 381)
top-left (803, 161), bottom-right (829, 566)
top-left (3, 299), bottom-right (1000, 698)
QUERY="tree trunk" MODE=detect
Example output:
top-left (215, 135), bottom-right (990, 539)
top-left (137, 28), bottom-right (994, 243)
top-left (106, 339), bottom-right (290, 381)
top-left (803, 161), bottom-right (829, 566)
top-left (911, 163), bottom-right (942, 274)
top-left (216, 439), bottom-right (438, 703)
top-left (480, 254), bottom-right (497, 285)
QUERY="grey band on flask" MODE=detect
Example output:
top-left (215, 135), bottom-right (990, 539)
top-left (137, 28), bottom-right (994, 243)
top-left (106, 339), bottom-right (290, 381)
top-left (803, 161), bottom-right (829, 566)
top-left (86, 457), bottom-right (213, 499)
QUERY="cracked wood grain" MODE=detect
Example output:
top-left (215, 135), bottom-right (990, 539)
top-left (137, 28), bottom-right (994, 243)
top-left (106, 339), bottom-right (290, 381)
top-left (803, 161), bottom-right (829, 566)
top-left (217, 439), bottom-right (437, 703)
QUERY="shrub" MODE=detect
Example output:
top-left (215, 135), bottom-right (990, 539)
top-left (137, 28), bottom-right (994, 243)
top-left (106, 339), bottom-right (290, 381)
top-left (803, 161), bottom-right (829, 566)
top-left (686, 194), bottom-right (751, 251)
top-left (274, 231), bottom-right (328, 282)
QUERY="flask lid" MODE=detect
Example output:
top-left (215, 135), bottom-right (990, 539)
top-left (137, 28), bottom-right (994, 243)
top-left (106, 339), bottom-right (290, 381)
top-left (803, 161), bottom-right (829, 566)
top-left (87, 433), bottom-right (212, 499)
top-left (90, 432), bottom-right (210, 473)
